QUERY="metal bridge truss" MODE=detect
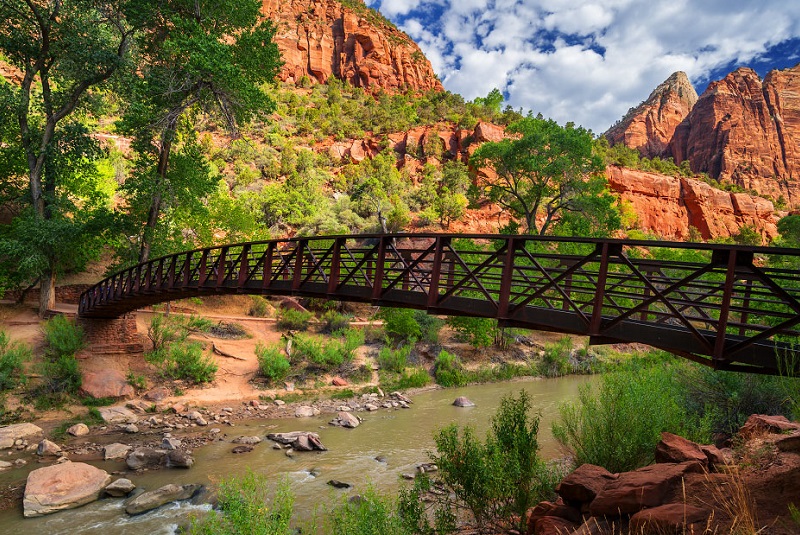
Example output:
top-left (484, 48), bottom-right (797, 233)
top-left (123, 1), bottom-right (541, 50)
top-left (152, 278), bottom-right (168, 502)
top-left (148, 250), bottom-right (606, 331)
top-left (79, 234), bottom-right (800, 374)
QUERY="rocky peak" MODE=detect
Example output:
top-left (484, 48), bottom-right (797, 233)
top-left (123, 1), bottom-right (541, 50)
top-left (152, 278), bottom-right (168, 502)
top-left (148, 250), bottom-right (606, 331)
top-left (604, 71), bottom-right (698, 159)
top-left (670, 64), bottom-right (800, 204)
top-left (261, 0), bottom-right (442, 93)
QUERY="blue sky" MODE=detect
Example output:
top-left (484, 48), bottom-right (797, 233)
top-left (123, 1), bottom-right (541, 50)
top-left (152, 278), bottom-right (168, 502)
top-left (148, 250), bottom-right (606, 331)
top-left (364, 0), bottom-right (800, 133)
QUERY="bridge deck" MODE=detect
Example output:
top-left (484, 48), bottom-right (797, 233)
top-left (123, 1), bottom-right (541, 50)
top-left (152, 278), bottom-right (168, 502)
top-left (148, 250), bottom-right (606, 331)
top-left (79, 234), bottom-right (800, 375)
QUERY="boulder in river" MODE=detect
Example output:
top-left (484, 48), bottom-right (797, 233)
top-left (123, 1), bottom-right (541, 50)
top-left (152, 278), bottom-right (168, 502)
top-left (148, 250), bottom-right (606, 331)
top-left (66, 423), bottom-right (89, 437)
top-left (126, 447), bottom-right (167, 470)
top-left (125, 483), bottom-right (203, 515)
top-left (232, 436), bottom-right (262, 445)
top-left (103, 443), bottom-right (131, 460)
top-left (105, 478), bottom-right (136, 497)
top-left (98, 406), bottom-right (138, 425)
top-left (23, 461), bottom-right (111, 517)
top-left (330, 412), bottom-right (360, 428)
top-left (452, 396), bottom-right (475, 407)
top-left (328, 480), bottom-right (352, 489)
top-left (267, 431), bottom-right (327, 451)
top-left (295, 406), bottom-right (320, 418)
top-left (0, 423), bottom-right (43, 449)
top-left (166, 450), bottom-right (195, 468)
top-left (37, 439), bottom-right (62, 457)
top-left (232, 445), bottom-right (254, 454)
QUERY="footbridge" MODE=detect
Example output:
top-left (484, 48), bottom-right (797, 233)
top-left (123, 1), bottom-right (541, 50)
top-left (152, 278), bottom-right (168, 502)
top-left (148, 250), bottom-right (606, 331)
top-left (79, 233), bottom-right (800, 375)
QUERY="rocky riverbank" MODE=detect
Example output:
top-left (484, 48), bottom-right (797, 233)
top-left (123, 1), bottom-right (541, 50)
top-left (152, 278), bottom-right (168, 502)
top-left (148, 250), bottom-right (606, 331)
top-left (525, 414), bottom-right (800, 535)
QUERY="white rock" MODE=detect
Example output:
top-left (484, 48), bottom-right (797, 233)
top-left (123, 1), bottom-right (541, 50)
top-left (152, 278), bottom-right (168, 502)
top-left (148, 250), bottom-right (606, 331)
top-left (98, 406), bottom-right (138, 425)
top-left (0, 423), bottom-right (43, 449)
top-left (66, 423), bottom-right (90, 437)
top-left (23, 462), bottom-right (111, 517)
top-left (103, 443), bottom-right (131, 461)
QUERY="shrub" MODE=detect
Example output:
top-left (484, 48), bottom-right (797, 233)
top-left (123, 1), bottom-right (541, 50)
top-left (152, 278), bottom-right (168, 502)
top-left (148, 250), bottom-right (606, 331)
top-left (327, 486), bottom-right (415, 535)
top-left (378, 308), bottom-right (420, 343)
top-left (43, 315), bottom-right (85, 357)
top-left (36, 354), bottom-right (82, 408)
top-left (0, 331), bottom-right (29, 390)
top-left (552, 360), bottom-right (706, 472)
top-left (248, 296), bottom-right (272, 317)
top-left (378, 345), bottom-right (411, 373)
top-left (148, 314), bottom-right (187, 351)
top-left (277, 308), bottom-right (313, 331)
top-left (413, 311), bottom-right (444, 344)
top-left (434, 350), bottom-right (467, 387)
top-left (447, 316), bottom-right (497, 348)
top-left (386, 367), bottom-right (431, 390)
top-left (256, 343), bottom-right (291, 382)
top-left (189, 472), bottom-right (294, 535)
top-left (209, 322), bottom-right (248, 339)
top-left (432, 390), bottom-right (561, 532)
top-left (539, 337), bottom-right (573, 377)
top-left (147, 341), bottom-right (217, 384)
top-left (321, 310), bottom-right (352, 333)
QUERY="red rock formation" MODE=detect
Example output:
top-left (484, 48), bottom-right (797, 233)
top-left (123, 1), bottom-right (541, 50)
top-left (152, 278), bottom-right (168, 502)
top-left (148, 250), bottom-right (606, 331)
top-left (607, 166), bottom-right (778, 242)
top-left (261, 0), bottom-right (442, 93)
top-left (605, 71), bottom-right (698, 158)
top-left (669, 65), bottom-right (800, 203)
top-left (0, 60), bottom-right (22, 85)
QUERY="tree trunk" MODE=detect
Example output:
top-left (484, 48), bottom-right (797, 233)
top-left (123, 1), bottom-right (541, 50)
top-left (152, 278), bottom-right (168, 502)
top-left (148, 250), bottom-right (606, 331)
top-left (138, 124), bottom-right (176, 264)
top-left (38, 268), bottom-right (57, 318)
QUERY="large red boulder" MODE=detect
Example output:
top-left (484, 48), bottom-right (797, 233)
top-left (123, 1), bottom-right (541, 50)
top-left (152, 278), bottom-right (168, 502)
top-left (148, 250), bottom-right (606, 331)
top-left (557, 464), bottom-right (617, 504)
top-left (655, 432), bottom-right (708, 466)
top-left (589, 462), bottom-right (704, 517)
top-left (739, 414), bottom-right (800, 438)
top-left (629, 503), bottom-right (710, 533)
top-left (529, 516), bottom-right (579, 535)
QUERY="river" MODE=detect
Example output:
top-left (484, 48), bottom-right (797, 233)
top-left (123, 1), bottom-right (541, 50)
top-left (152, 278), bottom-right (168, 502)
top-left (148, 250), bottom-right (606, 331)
top-left (0, 375), bottom-right (596, 535)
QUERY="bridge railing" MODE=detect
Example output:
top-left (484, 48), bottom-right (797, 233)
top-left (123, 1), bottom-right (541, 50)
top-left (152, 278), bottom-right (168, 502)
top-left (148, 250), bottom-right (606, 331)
top-left (79, 234), bottom-right (800, 373)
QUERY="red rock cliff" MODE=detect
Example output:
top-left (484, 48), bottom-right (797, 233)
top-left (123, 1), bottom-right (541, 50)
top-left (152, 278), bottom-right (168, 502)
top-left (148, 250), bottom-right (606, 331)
top-left (605, 72), bottom-right (698, 159)
top-left (261, 0), bottom-right (442, 93)
top-left (607, 166), bottom-right (777, 242)
top-left (667, 65), bottom-right (800, 204)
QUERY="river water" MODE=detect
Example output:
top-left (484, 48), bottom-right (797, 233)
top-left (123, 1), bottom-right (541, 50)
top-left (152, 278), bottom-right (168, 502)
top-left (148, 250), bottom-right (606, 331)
top-left (0, 375), bottom-right (595, 535)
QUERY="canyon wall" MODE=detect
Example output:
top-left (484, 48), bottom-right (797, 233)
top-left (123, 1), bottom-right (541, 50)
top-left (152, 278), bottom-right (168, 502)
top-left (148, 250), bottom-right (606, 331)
top-left (262, 0), bottom-right (442, 93)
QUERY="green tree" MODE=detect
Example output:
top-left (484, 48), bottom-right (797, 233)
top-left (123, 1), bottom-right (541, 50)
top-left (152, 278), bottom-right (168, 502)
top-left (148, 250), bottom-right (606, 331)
top-left (0, 0), bottom-right (134, 314)
top-left (471, 117), bottom-right (614, 235)
top-left (118, 0), bottom-right (281, 263)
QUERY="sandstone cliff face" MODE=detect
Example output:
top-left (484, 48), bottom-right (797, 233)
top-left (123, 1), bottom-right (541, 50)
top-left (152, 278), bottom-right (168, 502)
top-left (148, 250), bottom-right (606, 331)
top-left (605, 72), bottom-right (698, 159)
top-left (607, 166), bottom-right (777, 242)
top-left (668, 65), bottom-right (800, 204)
top-left (262, 0), bottom-right (442, 93)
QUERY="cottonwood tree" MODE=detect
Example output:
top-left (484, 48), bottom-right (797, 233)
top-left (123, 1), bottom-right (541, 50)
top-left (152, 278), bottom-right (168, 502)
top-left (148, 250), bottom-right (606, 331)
top-left (0, 0), bottom-right (134, 315)
top-left (470, 116), bottom-right (618, 236)
top-left (117, 0), bottom-right (281, 264)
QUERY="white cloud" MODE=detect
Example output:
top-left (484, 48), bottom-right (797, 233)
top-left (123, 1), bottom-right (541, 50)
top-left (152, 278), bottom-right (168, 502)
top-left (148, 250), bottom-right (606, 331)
top-left (374, 0), bottom-right (800, 132)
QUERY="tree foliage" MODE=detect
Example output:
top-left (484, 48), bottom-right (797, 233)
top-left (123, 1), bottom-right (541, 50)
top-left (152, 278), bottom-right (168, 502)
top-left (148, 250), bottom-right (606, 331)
top-left (470, 116), bottom-right (618, 236)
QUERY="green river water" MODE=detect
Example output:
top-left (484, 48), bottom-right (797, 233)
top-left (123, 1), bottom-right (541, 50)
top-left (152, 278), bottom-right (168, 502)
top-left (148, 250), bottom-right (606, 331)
top-left (0, 375), bottom-right (596, 535)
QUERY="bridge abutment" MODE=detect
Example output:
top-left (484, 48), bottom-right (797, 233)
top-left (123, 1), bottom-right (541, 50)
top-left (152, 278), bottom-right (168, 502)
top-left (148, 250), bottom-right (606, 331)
top-left (77, 313), bottom-right (144, 355)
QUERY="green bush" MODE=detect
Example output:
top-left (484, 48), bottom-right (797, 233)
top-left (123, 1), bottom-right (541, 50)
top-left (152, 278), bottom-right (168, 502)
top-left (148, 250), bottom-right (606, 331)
top-left (434, 350), bottom-right (467, 387)
top-left (326, 486), bottom-right (413, 535)
top-left (43, 315), bottom-right (85, 357)
top-left (413, 311), bottom-right (444, 344)
top-left (432, 390), bottom-right (562, 532)
top-left (36, 354), bottom-right (82, 408)
top-left (277, 308), bottom-right (313, 331)
top-left (447, 316), bottom-right (497, 348)
top-left (256, 343), bottom-right (291, 382)
top-left (321, 310), bottom-right (352, 333)
top-left (147, 341), bottom-right (217, 384)
top-left (189, 472), bottom-right (294, 535)
top-left (147, 314), bottom-right (187, 351)
top-left (378, 345), bottom-right (411, 373)
top-left (248, 296), bottom-right (272, 317)
top-left (0, 331), bottom-right (29, 390)
top-left (539, 337), bottom-right (573, 377)
top-left (378, 308), bottom-right (420, 343)
top-left (552, 360), bottom-right (707, 473)
top-left (386, 367), bottom-right (431, 390)
top-left (677, 364), bottom-right (795, 438)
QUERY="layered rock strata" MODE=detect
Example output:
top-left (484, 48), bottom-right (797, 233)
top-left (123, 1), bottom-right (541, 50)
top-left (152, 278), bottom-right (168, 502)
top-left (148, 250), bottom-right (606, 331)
top-left (261, 0), bottom-right (442, 92)
top-left (605, 71), bottom-right (698, 159)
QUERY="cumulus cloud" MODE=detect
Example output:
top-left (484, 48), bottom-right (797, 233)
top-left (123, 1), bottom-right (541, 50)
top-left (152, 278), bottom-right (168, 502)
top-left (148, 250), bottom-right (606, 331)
top-left (369, 0), bottom-right (800, 132)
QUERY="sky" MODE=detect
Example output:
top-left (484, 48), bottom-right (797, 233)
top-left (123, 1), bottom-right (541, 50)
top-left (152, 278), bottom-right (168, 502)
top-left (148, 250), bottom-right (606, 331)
top-left (363, 0), bottom-right (800, 134)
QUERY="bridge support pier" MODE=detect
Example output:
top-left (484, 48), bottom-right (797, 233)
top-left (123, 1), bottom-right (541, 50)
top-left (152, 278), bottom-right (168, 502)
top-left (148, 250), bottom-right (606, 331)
top-left (77, 313), bottom-right (144, 355)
